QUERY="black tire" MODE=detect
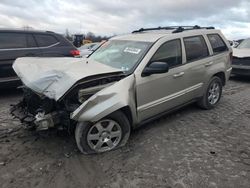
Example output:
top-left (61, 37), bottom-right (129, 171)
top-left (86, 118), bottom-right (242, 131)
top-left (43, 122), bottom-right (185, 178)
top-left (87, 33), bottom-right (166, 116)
top-left (197, 76), bottom-right (223, 110)
top-left (75, 111), bottom-right (131, 154)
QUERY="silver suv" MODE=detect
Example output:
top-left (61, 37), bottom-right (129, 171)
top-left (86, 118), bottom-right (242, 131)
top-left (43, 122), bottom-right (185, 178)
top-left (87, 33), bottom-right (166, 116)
top-left (11, 26), bottom-right (232, 154)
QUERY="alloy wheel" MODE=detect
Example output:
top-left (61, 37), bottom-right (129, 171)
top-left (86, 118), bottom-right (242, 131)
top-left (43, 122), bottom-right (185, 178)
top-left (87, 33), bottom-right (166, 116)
top-left (208, 82), bottom-right (220, 105)
top-left (87, 119), bottom-right (122, 153)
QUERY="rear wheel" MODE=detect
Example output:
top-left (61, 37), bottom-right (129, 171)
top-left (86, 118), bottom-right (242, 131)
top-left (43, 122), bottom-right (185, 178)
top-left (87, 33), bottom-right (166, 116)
top-left (75, 111), bottom-right (131, 154)
top-left (198, 76), bottom-right (222, 109)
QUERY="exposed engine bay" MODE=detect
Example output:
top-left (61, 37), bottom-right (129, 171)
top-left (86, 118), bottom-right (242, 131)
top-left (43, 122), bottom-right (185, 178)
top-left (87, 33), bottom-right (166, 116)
top-left (11, 74), bottom-right (125, 131)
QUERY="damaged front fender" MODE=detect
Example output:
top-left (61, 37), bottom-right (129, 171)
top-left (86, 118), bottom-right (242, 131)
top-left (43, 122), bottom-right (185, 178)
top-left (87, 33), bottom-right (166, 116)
top-left (71, 75), bottom-right (137, 124)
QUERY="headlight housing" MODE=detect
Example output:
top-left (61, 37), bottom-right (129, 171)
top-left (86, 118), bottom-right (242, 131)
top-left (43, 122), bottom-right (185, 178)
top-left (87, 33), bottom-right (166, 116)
top-left (78, 83), bottom-right (114, 103)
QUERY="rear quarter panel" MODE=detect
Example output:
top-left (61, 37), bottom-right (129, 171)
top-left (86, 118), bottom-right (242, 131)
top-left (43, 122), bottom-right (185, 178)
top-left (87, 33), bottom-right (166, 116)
top-left (202, 32), bottom-right (232, 90)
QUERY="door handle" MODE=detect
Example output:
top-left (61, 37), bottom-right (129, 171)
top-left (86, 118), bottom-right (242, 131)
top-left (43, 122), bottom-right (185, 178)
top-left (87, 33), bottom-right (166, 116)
top-left (205, 62), bottom-right (213, 67)
top-left (173, 72), bottom-right (184, 78)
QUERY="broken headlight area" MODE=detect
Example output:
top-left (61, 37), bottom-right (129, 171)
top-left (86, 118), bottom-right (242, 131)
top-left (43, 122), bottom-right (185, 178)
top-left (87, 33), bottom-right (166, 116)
top-left (77, 82), bottom-right (113, 103)
top-left (10, 88), bottom-right (76, 131)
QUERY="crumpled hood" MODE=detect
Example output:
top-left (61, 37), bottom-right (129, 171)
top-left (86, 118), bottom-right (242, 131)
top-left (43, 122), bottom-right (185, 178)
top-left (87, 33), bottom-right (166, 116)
top-left (233, 48), bottom-right (250, 58)
top-left (13, 57), bottom-right (122, 101)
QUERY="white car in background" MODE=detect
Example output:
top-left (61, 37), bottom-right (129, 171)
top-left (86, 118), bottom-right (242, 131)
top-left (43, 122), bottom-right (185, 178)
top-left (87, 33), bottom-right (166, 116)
top-left (232, 38), bottom-right (250, 76)
top-left (78, 42), bottom-right (103, 57)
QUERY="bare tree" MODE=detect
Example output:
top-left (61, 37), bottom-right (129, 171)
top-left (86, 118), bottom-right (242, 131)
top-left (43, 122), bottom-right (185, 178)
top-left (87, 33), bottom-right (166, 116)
top-left (65, 29), bottom-right (73, 41)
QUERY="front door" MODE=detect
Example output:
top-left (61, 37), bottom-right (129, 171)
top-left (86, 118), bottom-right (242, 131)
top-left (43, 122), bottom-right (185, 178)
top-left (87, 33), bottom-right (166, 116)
top-left (135, 39), bottom-right (188, 122)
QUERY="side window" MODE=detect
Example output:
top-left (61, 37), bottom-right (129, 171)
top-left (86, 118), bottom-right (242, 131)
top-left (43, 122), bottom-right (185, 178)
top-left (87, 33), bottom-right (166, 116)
top-left (184, 36), bottom-right (209, 62)
top-left (34, 34), bottom-right (58, 47)
top-left (0, 33), bottom-right (27, 49)
top-left (26, 34), bottom-right (37, 47)
top-left (208, 34), bottom-right (228, 54)
top-left (151, 39), bottom-right (182, 68)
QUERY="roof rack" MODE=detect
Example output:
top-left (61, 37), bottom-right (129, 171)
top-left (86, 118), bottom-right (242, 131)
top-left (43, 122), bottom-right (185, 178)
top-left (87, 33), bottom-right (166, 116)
top-left (45, 31), bottom-right (55, 33)
top-left (132, 25), bottom-right (215, 34)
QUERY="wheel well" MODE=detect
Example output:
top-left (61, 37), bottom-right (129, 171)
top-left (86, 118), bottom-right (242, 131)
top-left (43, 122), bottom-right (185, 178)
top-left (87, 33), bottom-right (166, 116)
top-left (120, 106), bottom-right (133, 126)
top-left (213, 72), bottom-right (226, 86)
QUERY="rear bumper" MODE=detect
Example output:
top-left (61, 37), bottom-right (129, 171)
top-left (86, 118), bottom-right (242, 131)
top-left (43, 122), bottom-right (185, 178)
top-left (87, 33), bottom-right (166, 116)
top-left (232, 65), bottom-right (250, 76)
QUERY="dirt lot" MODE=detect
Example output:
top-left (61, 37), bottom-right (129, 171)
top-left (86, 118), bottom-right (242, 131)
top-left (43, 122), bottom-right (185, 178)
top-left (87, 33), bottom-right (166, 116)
top-left (1, 77), bottom-right (250, 188)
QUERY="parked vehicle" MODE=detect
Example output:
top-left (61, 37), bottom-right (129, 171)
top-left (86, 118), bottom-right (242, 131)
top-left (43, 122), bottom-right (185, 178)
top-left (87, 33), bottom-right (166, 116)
top-left (0, 29), bottom-right (79, 88)
top-left (232, 38), bottom-right (250, 76)
top-left (78, 42), bottom-right (102, 57)
top-left (11, 26), bottom-right (232, 154)
top-left (228, 40), bottom-right (239, 48)
top-left (73, 34), bottom-right (84, 47)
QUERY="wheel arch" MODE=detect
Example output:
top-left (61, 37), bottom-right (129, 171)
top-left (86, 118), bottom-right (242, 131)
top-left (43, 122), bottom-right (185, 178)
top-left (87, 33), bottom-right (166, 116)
top-left (213, 72), bottom-right (226, 86)
top-left (71, 75), bottom-right (137, 125)
top-left (119, 106), bottom-right (134, 127)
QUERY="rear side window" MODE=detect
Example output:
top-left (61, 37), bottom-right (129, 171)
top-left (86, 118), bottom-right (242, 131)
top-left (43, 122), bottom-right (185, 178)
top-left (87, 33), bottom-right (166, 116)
top-left (151, 39), bottom-right (182, 68)
top-left (0, 33), bottom-right (27, 49)
top-left (208, 34), bottom-right (228, 54)
top-left (184, 36), bottom-right (209, 62)
top-left (34, 34), bottom-right (58, 47)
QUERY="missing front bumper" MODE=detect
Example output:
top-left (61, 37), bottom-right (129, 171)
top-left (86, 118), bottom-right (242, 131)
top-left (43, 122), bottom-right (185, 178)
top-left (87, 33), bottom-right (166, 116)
top-left (10, 101), bottom-right (35, 129)
top-left (10, 101), bottom-right (59, 131)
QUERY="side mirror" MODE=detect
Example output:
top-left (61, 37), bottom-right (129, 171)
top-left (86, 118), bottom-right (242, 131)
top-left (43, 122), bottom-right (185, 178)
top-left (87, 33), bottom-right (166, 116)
top-left (142, 62), bottom-right (169, 77)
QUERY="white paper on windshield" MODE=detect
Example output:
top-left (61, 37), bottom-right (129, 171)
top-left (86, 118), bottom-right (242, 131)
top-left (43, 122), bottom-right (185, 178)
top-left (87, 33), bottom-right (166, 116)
top-left (124, 47), bottom-right (141, 54)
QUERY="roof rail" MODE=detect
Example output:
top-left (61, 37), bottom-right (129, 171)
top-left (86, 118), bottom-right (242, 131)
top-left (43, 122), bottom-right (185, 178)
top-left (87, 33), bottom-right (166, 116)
top-left (132, 25), bottom-right (215, 34)
top-left (45, 31), bottom-right (55, 33)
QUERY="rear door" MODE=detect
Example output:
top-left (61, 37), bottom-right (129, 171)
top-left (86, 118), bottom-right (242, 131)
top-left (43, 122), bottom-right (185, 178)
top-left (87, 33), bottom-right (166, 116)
top-left (181, 35), bottom-right (212, 99)
top-left (33, 34), bottom-right (64, 57)
top-left (0, 32), bottom-right (41, 81)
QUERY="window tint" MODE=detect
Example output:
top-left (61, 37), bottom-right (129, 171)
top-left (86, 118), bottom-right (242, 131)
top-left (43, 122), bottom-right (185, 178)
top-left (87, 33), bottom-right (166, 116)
top-left (26, 34), bottom-right (37, 47)
top-left (0, 33), bottom-right (27, 49)
top-left (184, 36), bottom-right (209, 62)
top-left (208, 34), bottom-right (228, 53)
top-left (151, 39), bottom-right (182, 68)
top-left (34, 34), bottom-right (58, 47)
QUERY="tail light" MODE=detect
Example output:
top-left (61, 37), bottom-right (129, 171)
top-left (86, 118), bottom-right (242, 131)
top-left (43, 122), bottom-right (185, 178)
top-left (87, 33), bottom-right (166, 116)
top-left (70, 50), bottom-right (80, 57)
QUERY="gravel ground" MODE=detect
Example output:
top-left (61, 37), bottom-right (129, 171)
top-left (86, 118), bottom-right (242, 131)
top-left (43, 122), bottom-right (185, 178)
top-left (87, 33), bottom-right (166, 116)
top-left (0, 77), bottom-right (250, 188)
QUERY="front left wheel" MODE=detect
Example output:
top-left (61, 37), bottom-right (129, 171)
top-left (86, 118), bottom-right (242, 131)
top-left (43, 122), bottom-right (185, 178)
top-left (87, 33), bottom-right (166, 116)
top-left (75, 111), bottom-right (131, 154)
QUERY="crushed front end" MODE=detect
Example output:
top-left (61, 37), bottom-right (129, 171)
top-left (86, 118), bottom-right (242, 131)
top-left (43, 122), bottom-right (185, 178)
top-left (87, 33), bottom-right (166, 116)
top-left (10, 57), bottom-right (126, 132)
top-left (10, 88), bottom-right (74, 131)
top-left (10, 73), bottom-right (125, 131)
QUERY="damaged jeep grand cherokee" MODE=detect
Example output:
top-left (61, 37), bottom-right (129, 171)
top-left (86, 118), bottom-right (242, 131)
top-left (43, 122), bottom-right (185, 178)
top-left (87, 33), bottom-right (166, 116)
top-left (11, 26), bottom-right (232, 154)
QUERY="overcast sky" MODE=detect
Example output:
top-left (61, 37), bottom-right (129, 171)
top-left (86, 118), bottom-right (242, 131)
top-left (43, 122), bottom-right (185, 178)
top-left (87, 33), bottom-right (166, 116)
top-left (0, 0), bottom-right (249, 39)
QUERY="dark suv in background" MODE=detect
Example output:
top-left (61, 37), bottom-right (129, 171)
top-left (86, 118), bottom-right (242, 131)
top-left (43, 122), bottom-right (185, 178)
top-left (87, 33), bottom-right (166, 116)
top-left (0, 29), bottom-right (79, 88)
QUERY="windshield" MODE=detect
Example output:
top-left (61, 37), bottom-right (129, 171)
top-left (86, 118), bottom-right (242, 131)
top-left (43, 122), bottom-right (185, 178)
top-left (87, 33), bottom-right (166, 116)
top-left (91, 42), bottom-right (102, 51)
top-left (89, 40), bottom-right (152, 72)
top-left (237, 39), bottom-right (250, 49)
